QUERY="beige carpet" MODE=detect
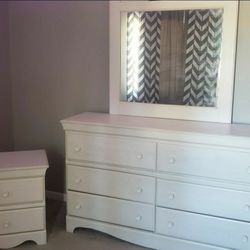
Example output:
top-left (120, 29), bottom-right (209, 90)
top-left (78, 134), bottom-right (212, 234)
top-left (14, 199), bottom-right (151, 250)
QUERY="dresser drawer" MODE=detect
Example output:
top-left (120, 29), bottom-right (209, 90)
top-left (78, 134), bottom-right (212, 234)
top-left (0, 178), bottom-right (44, 207)
top-left (67, 166), bottom-right (155, 204)
top-left (67, 191), bottom-right (155, 231)
top-left (156, 207), bottom-right (250, 250)
top-left (66, 132), bottom-right (156, 170)
top-left (0, 207), bottom-right (44, 235)
top-left (157, 142), bottom-right (250, 182)
top-left (157, 179), bottom-right (250, 222)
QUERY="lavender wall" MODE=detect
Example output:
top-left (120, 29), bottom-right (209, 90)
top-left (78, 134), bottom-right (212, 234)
top-left (8, 1), bottom-right (109, 192)
top-left (4, 0), bottom-right (250, 194)
top-left (233, 1), bottom-right (250, 124)
top-left (0, 1), bottom-right (13, 151)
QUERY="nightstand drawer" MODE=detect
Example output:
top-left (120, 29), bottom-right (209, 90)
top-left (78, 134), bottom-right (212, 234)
top-left (0, 207), bottom-right (44, 235)
top-left (157, 142), bottom-right (250, 182)
top-left (66, 132), bottom-right (156, 170)
top-left (156, 208), bottom-right (250, 250)
top-left (157, 179), bottom-right (250, 221)
top-left (68, 166), bottom-right (155, 204)
top-left (0, 178), bottom-right (44, 207)
top-left (67, 191), bottom-right (155, 231)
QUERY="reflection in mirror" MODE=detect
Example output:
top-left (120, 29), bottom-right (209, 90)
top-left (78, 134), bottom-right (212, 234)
top-left (121, 9), bottom-right (223, 107)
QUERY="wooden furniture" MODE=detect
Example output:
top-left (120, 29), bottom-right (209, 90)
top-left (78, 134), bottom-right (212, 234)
top-left (0, 150), bottom-right (48, 249)
top-left (61, 112), bottom-right (250, 250)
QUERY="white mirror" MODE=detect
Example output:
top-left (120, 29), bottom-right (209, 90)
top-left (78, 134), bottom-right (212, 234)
top-left (110, 1), bottom-right (238, 123)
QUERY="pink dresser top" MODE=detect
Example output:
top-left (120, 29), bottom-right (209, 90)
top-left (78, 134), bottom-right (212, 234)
top-left (0, 150), bottom-right (48, 171)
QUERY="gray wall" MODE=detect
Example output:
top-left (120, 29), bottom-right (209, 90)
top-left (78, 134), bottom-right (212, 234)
top-left (8, 1), bottom-right (109, 192)
top-left (0, 1), bottom-right (13, 151)
top-left (233, 1), bottom-right (250, 124)
top-left (1, 1), bottom-right (249, 193)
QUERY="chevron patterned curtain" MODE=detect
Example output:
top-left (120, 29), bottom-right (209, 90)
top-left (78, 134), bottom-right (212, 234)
top-left (126, 11), bottom-right (161, 103)
top-left (183, 9), bottom-right (223, 107)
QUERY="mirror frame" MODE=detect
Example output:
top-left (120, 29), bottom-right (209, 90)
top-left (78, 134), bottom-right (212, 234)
top-left (109, 1), bottom-right (238, 123)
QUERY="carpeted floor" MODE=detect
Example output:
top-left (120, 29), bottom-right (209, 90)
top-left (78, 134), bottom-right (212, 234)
top-left (14, 199), bottom-right (151, 250)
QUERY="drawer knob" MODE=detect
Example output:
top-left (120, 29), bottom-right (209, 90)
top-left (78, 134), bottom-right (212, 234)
top-left (245, 205), bottom-right (250, 212)
top-left (247, 167), bottom-right (250, 174)
top-left (74, 146), bottom-right (82, 152)
top-left (75, 204), bottom-right (82, 210)
top-left (75, 178), bottom-right (82, 184)
top-left (2, 192), bottom-right (10, 198)
top-left (241, 235), bottom-right (248, 243)
top-left (136, 187), bottom-right (143, 193)
top-left (3, 222), bottom-right (10, 228)
top-left (136, 153), bottom-right (143, 160)
top-left (169, 157), bottom-right (176, 164)
top-left (168, 221), bottom-right (175, 228)
top-left (168, 193), bottom-right (175, 200)
top-left (136, 215), bottom-right (142, 221)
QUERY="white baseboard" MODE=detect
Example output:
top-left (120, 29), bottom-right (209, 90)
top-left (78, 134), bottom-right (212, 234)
top-left (46, 190), bottom-right (66, 202)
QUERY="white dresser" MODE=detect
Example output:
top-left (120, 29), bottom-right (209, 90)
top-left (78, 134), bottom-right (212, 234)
top-left (0, 150), bottom-right (48, 249)
top-left (61, 112), bottom-right (250, 250)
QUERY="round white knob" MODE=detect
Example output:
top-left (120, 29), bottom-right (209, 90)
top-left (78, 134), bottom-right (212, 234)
top-left (2, 192), bottom-right (9, 198)
top-left (75, 178), bottom-right (82, 184)
top-left (169, 157), bottom-right (176, 164)
top-left (74, 146), bottom-right (82, 152)
top-left (3, 222), bottom-right (9, 228)
top-left (168, 193), bottom-right (175, 200)
top-left (168, 221), bottom-right (174, 228)
top-left (75, 204), bottom-right (82, 210)
top-left (245, 205), bottom-right (250, 212)
top-left (136, 153), bottom-right (143, 160)
top-left (136, 187), bottom-right (143, 193)
top-left (136, 215), bottom-right (142, 221)
top-left (241, 235), bottom-right (248, 243)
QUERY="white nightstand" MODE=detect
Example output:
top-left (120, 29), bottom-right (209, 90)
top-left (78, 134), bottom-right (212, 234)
top-left (0, 150), bottom-right (48, 249)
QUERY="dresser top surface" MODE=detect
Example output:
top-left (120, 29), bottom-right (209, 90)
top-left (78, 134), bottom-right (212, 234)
top-left (61, 112), bottom-right (250, 138)
top-left (0, 150), bottom-right (48, 171)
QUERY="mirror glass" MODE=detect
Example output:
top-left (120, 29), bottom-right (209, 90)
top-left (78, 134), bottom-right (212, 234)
top-left (121, 8), bottom-right (224, 107)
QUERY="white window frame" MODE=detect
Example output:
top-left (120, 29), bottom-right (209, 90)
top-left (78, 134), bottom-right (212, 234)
top-left (109, 1), bottom-right (238, 123)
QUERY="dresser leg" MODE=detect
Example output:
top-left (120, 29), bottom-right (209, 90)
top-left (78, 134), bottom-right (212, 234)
top-left (66, 216), bottom-right (76, 233)
top-left (0, 230), bottom-right (47, 249)
top-left (34, 230), bottom-right (47, 245)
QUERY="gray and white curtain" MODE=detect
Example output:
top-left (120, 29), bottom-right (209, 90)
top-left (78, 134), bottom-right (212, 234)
top-left (126, 11), bottom-right (161, 103)
top-left (126, 9), bottom-right (223, 106)
top-left (183, 9), bottom-right (223, 106)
